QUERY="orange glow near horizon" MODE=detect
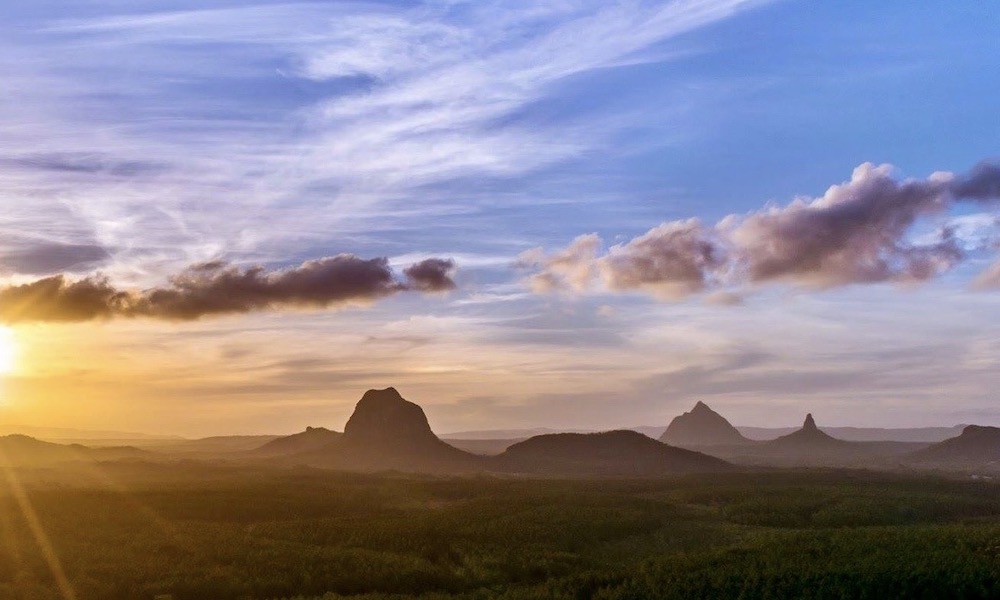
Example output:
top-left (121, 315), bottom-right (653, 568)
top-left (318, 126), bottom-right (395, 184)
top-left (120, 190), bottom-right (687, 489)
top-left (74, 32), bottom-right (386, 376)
top-left (0, 327), bottom-right (15, 375)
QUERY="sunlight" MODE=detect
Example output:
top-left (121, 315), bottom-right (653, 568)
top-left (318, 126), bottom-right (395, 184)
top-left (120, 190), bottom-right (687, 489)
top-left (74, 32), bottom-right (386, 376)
top-left (0, 327), bottom-right (15, 375)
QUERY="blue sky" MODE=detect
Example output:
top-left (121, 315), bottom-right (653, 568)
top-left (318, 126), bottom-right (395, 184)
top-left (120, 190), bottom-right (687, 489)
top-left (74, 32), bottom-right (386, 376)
top-left (0, 0), bottom-right (998, 435)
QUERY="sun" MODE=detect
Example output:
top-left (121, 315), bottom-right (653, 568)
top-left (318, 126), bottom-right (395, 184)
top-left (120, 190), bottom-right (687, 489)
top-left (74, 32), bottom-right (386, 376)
top-left (0, 327), bottom-right (16, 375)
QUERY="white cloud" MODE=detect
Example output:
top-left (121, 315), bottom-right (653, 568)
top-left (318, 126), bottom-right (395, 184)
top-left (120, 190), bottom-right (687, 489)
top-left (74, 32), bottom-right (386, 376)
top-left (0, 0), bottom-right (768, 286)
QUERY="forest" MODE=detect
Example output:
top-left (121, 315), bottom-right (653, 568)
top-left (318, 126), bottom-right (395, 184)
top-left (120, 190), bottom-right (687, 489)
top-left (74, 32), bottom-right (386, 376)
top-left (2, 462), bottom-right (999, 600)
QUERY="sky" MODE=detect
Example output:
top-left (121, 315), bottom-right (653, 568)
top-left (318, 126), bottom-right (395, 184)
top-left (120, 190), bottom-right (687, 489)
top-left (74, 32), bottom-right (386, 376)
top-left (0, 0), bottom-right (999, 437)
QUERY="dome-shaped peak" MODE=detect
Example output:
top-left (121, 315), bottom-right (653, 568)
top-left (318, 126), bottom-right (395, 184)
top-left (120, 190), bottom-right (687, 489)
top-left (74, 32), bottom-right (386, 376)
top-left (359, 387), bottom-right (403, 403)
top-left (344, 387), bottom-right (439, 448)
top-left (692, 401), bottom-right (711, 413)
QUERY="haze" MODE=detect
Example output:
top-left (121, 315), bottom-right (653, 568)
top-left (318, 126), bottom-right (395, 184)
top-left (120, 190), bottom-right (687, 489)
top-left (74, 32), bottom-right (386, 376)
top-left (1, 0), bottom-right (999, 438)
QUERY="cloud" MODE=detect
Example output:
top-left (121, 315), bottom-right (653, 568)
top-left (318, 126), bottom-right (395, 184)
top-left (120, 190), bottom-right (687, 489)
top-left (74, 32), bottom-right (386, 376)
top-left (518, 234), bottom-right (600, 294)
top-left (402, 258), bottom-right (457, 292)
top-left (704, 291), bottom-right (744, 306)
top-left (0, 152), bottom-right (168, 177)
top-left (724, 162), bottom-right (961, 287)
top-left (600, 219), bottom-right (724, 298)
top-left (523, 160), bottom-right (1000, 299)
top-left (0, 0), bottom-right (769, 289)
top-left (951, 160), bottom-right (1000, 200)
top-left (0, 240), bottom-right (110, 274)
top-left (0, 255), bottom-right (456, 323)
top-left (972, 260), bottom-right (1000, 290)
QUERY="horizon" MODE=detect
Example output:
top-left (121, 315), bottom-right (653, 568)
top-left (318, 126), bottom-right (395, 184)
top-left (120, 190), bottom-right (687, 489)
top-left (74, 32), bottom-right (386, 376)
top-left (0, 389), bottom-right (980, 440)
top-left (1, 0), bottom-right (999, 438)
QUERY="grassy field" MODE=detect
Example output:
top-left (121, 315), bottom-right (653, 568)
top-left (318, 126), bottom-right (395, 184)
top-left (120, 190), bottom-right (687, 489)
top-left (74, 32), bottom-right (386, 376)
top-left (2, 462), bottom-right (999, 599)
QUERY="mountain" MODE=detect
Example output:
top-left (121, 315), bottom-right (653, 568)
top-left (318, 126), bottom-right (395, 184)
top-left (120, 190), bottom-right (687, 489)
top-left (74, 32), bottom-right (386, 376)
top-left (660, 401), bottom-right (750, 447)
top-left (251, 427), bottom-right (341, 456)
top-left (736, 425), bottom-right (963, 443)
top-left (908, 425), bottom-right (1000, 466)
top-left (0, 424), bottom-right (181, 442)
top-left (766, 414), bottom-right (847, 449)
top-left (710, 413), bottom-right (920, 468)
top-left (137, 435), bottom-right (281, 455)
top-left (697, 414), bottom-right (929, 469)
top-left (0, 434), bottom-right (148, 466)
top-left (493, 430), bottom-right (731, 476)
top-left (442, 425), bottom-right (664, 440)
top-left (441, 427), bottom-right (566, 440)
top-left (295, 387), bottom-right (482, 472)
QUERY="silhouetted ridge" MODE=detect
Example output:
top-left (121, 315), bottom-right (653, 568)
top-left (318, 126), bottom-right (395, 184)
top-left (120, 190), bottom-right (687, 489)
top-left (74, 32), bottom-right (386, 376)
top-left (495, 430), bottom-right (731, 476)
top-left (910, 424), bottom-right (1000, 464)
top-left (252, 426), bottom-right (341, 456)
top-left (0, 434), bottom-right (147, 466)
top-left (660, 401), bottom-right (749, 447)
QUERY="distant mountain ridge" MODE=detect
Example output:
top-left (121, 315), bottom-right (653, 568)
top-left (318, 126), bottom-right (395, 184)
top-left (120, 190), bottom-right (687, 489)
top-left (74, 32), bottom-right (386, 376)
top-left (737, 425), bottom-right (963, 443)
top-left (442, 425), bottom-right (965, 444)
top-left (9, 387), bottom-right (992, 476)
top-left (0, 434), bottom-right (148, 466)
top-left (0, 424), bottom-right (182, 442)
top-left (252, 426), bottom-right (341, 456)
top-left (441, 426), bottom-right (664, 440)
top-left (256, 388), bottom-right (729, 476)
top-left (909, 425), bottom-right (1000, 466)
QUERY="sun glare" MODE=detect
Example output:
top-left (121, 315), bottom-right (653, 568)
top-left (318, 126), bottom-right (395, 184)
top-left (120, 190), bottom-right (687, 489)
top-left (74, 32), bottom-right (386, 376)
top-left (0, 327), bottom-right (16, 375)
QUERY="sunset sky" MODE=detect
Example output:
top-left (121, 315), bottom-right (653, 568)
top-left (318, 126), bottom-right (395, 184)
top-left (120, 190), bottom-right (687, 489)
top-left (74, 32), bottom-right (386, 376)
top-left (1, 0), bottom-right (998, 437)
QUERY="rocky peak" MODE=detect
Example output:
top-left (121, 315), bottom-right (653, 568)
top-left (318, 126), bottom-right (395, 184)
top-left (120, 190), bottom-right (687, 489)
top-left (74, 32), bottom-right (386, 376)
top-left (660, 401), bottom-right (748, 447)
top-left (803, 413), bottom-right (818, 432)
top-left (343, 387), bottom-right (440, 448)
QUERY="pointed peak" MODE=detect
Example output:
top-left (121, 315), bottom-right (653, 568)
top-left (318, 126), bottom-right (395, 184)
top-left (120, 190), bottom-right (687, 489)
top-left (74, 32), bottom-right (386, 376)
top-left (661, 401), bottom-right (748, 446)
top-left (803, 413), bottom-right (817, 431)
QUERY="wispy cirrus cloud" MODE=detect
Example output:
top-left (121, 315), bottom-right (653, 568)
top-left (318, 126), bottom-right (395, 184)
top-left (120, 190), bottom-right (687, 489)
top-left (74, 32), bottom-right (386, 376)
top-left (0, 0), bottom-right (768, 286)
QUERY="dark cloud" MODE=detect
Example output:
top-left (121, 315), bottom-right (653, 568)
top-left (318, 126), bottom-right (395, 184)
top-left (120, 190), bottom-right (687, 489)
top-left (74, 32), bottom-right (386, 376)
top-left (0, 276), bottom-right (129, 323)
top-left (0, 255), bottom-right (457, 324)
top-left (726, 163), bottom-right (960, 287)
top-left (0, 242), bottom-right (111, 275)
top-left (524, 161), bottom-right (1000, 299)
top-left (402, 258), bottom-right (457, 292)
top-left (950, 160), bottom-right (1000, 200)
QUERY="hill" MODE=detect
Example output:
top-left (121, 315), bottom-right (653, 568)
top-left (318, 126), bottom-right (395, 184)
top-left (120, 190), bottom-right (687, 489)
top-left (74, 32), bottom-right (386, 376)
top-left (251, 427), bottom-right (341, 456)
top-left (765, 414), bottom-right (848, 450)
top-left (908, 425), bottom-right (1000, 467)
top-left (737, 425), bottom-right (962, 443)
top-left (703, 414), bottom-right (917, 468)
top-left (0, 434), bottom-right (148, 466)
top-left (660, 401), bottom-right (750, 447)
top-left (493, 430), bottom-right (731, 476)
